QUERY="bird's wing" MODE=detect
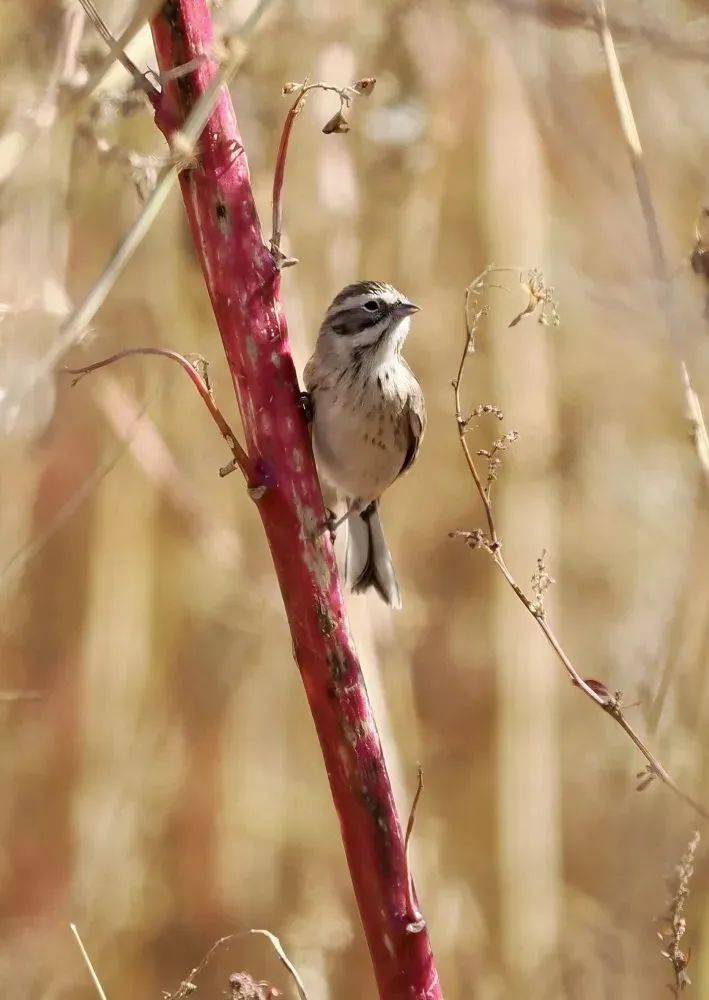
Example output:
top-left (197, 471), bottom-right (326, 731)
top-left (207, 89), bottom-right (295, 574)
top-left (303, 353), bottom-right (319, 392)
top-left (398, 382), bottom-right (426, 478)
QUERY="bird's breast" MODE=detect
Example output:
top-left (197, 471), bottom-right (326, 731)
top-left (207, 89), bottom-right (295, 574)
top-left (310, 371), bottom-right (409, 502)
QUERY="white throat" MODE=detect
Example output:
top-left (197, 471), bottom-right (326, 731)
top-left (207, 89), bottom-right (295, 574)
top-left (372, 316), bottom-right (410, 367)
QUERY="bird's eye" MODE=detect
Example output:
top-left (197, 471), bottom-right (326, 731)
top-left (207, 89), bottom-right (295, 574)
top-left (363, 300), bottom-right (380, 312)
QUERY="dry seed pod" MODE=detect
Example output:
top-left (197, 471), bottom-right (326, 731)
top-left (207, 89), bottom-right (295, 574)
top-left (322, 109), bottom-right (350, 134)
top-left (353, 77), bottom-right (376, 96)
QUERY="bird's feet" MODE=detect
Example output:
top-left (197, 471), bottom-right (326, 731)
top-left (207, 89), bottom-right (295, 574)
top-left (299, 390), bottom-right (313, 423)
top-left (324, 507), bottom-right (338, 544)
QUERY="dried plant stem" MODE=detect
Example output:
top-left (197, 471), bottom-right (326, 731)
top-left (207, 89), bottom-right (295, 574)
top-left (487, 0), bottom-right (709, 67)
top-left (70, 924), bottom-right (109, 1000)
top-left (164, 931), bottom-right (306, 1000)
top-left (65, 347), bottom-right (252, 483)
top-left (271, 79), bottom-right (372, 263)
top-left (403, 765), bottom-right (425, 931)
top-left (660, 831), bottom-right (700, 995)
top-left (81, 0), bottom-right (163, 96)
top-left (453, 270), bottom-right (709, 822)
top-left (165, 935), bottom-right (235, 1000)
top-left (25, 0), bottom-right (274, 405)
top-left (148, 3), bottom-right (441, 997)
top-left (76, 0), bottom-right (161, 101)
top-left (592, 0), bottom-right (709, 483)
top-left (250, 929), bottom-right (309, 1000)
top-left (270, 84), bottom-right (307, 264)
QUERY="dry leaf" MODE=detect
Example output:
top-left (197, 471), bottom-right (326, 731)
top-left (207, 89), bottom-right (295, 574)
top-left (322, 110), bottom-right (350, 135)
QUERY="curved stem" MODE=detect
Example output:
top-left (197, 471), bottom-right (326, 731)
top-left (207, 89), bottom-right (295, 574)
top-left (453, 273), bottom-right (709, 822)
top-left (66, 347), bottom-right (252, 484)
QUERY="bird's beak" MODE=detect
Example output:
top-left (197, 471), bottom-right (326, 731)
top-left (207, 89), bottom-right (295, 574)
top-left (395, 300), bottom-right (420, 318)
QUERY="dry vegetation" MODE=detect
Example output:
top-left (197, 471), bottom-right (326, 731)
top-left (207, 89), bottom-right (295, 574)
top-left (1, 1), bottom-right (709, 997)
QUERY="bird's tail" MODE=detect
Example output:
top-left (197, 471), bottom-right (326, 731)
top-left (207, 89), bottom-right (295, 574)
top-left (344, 501), bottom-right (402, 609)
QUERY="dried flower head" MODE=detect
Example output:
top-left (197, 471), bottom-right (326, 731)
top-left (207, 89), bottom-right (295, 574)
top-left (658, 831), bottom-right (700, 995)
top-left (530, 549), bottom-right (555, 617)
top-left (228, 972), bottom-right (281, 1000)
top-left (509, 268), bottom-right (560, 328)
top-left (322, 109), bottom-right (350, 135)
top-left (352, 77), bottom-right (376, 96)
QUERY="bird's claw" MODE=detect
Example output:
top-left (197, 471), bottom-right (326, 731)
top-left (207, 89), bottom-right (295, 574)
top-left (299, 390), bottom-right (313, 423)
top-left (324, 508), bottom-right (338, 543)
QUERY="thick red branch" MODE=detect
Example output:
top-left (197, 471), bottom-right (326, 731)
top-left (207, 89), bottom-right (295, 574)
top-left (149, 4), bottom-right (442, 997)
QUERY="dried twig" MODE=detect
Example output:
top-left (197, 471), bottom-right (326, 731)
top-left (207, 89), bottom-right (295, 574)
top-left (76, 0), bottom-right (160, 102)
top-left (592, 0), bottom-right (709, 484)
top-left (403, 765), bottom-right (426, 934)
top-left (80, 0), bottom-right (163, 97)
top-left (250, 929), bottom-right (308, 1000)
top-left (20, 0), bottom-right (275, 408)
top-left (163, 933), bottom-right (295, 1000)
top-left (486, 0), bottom-right (709, 66)
top-left (164, 935), bottom-right (235, 1000)
top-left (270, 78), bottom-right (375, 266)
top-left (452, 267), bottom-right (709, 821)
top-left (65, 347), bottom-right (253, 484)
top-left (658, 831), bottom-right (700, 995)
top-left (70, 924), bottom-right (109, 1000)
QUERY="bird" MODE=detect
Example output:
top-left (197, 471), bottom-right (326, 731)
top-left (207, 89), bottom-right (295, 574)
top-left (303, 280), bottom-right (425, 609)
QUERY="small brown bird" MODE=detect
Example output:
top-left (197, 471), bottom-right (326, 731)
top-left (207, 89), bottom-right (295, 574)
top-left (304, 281), bottom-right (425, 609)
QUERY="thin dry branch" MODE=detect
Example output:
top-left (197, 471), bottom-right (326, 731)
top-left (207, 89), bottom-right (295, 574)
top-left (403, 765), bottom-right (426, 933)
top-left (21, 0), bottom-right (274, 407)
top-left (165, 935), bottom-right (235, 1000)
top-left (452, 268), bottom-right (709, 822)
top-left (76, 0), bottom-right (161, 101)
top-left (70, 924), bottom-right (109, 1000)
top-left (163, 931), bottom-right (303, 1000)
top-left (65, 347), bottom-right (252, 483)
top-left (81, 0), bottom-right (163, 96)
top-left (486, 0), bottom-right (709, 66)
top-left (270, 78), bottom-right (375, 265)
top-left (250, 929), bottom-right (309, 1000)
top-left (592, 0), bottom-right (709, 484)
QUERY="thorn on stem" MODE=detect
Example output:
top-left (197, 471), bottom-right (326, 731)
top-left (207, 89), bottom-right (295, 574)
top-left (269, 245), bottom-right (299, 270)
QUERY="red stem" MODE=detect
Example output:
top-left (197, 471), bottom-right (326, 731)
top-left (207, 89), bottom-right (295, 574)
top-left (149, 4), bottom-right (442, 997)
top-left (270, 88), bottom-right (304, 259)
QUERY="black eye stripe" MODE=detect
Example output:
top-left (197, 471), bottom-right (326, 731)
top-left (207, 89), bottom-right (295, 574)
top-left (329, 307), bottom-right (387, 334)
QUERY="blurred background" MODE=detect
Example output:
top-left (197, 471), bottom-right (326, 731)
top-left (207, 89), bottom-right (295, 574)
top-left (1, 1), bottom-right (709, 997)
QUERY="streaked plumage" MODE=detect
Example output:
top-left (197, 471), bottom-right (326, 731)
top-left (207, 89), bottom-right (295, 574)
top-left (304, 281), bottom-right (425, 609)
